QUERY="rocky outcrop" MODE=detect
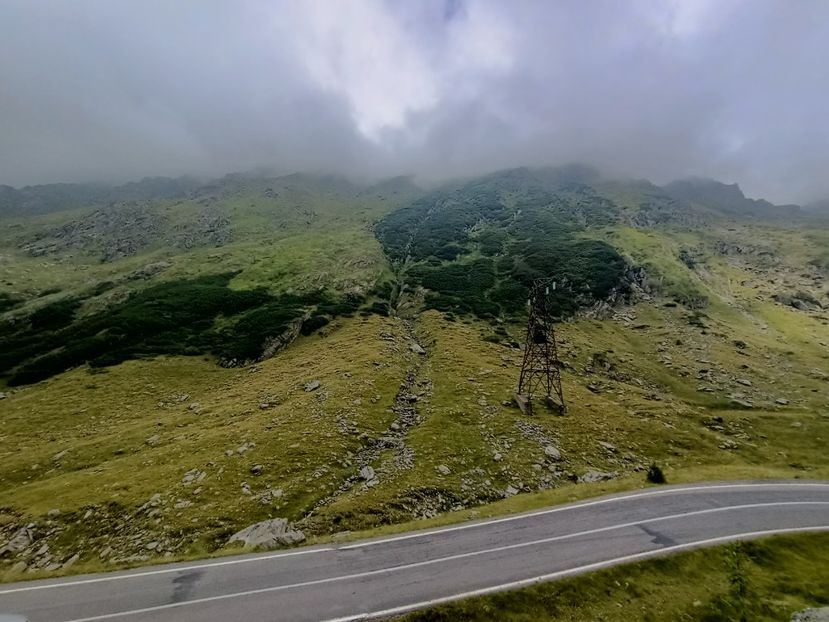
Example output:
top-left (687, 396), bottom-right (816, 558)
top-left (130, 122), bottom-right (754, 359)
top-left (0, 526), bottom-right (34, 556)
top-left (774, 290), bottom-right (824, 312)
top-left (19, 201), bottom-right (230, 262)
top-left (258, 313), bottom-right (310, 362)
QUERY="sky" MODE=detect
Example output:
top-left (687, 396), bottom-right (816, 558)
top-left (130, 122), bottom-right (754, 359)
top-left (1, 0), bottom-right (828, 203)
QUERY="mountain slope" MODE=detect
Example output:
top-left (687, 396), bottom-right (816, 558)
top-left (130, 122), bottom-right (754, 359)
top-left (663, 177), bottom-right (801, 219)
top-left (0, 166), bottom-right (827, 581)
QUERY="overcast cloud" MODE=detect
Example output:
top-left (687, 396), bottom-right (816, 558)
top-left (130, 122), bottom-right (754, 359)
top-left (1, 0), bottom-right (827, 203)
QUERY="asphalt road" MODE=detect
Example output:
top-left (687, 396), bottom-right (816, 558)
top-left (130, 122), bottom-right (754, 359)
top-left (2, 481), bottom-right (828, 622)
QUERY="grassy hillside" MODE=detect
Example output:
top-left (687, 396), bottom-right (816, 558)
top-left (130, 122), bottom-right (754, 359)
top-left (0, 174), bottom-right (396, 385)
top-left (0, 167), bottom-right (827, 580)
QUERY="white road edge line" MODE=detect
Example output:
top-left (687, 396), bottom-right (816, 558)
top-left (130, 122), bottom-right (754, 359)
top-left (320, 525), bottom-right (829, 622)
top-left (48, 502), bottom-right (829, 621)
top-left (3, 481), bottom-right (826, 594)
top-left (0, 547), bottom-right (334, 594)
top-left (339, 481), bottom-right (829, 549)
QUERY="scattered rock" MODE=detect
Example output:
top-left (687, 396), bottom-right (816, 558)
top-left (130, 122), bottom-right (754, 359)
top-left (504, 485), bottom-right (519, 497)
top-left (493, 452), bottom-right (503, 462)
top-left (181, 469), bottom-right (206, 485)
top-left (719, 439), bottom-right (739, 450)
top-left (359, 466), bottom-right (376, 481)
top-left (410, 343), bottom-right (426, 355)
top-left (735, 378), bottom-right (752, 387)
top-left (235, 442), bottom-right (255, 455)
top-left (304, 380), bottom-right (321, 392)
top-left (729, 398), bottom-right (754, 409)
top-left (775, 397), bottom-right (790, 405)
top-left (228, 518), bottom-right (305, 549)
top-left (145, 434), bottom-right (161, 447)
top-left (436, 465), bottom-right (451, 476)
top-left (257, 488), bottom-right (284, 504)
top-left (10, 560), bottom-right (27, 573)
top-left (174, 499), bottom-right (192, 509)
top-left (249, 464), bottom-right (264, 476)
top-left (543, 446), bottom-right (562, 461)
top-left (47, 509), bottom-right (60, 517)
top-left (52, 449), bottom-right (69, 462)
top-left (598, 441), bottom-right (617, 453)
top-left (0, 392), bottom-right (6, 400)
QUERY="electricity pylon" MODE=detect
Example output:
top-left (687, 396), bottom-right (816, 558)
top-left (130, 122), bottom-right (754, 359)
top-left (516, 278), bottom-right (566, 415)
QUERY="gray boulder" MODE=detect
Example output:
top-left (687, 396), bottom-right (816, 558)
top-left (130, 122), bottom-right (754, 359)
top-left (228, 518), bottom-right (305, 549)
top-left (544, 445), bottom-right (562, 461)
top-left (359, 465), bottom-right (376, 481)
top-left (791, 608), bottom-right (829, 622)
top-left (304, 380), bottom-right (321, 392)
top-left (410, 343), bottom-right (426, 355)
top-left (579, 470), bottom-right (617, 484)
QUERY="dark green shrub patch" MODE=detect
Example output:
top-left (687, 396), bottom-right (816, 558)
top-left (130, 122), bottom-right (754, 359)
top-left (0, 292), bottom-right (23, 313)
top-left (1, 273), bottom-right (364, 385)
top-left (377, 170), bottom-right (628, 320)
top-left (28, 297), bottom-right (83, 331)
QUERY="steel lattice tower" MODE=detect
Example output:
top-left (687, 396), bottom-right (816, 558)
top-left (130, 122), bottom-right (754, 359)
top-left (516, 278), bottom-right (566, 415)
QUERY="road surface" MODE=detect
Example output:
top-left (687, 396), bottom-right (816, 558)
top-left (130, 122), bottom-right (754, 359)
top-left (1, 481), bottom-right (828, 622)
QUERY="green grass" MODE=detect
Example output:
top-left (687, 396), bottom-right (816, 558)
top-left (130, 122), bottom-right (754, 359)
top-left (398, 533), bottom-right (829, 621)
top-left (599, 226), bottom-right (709, 307)
top-left (2, 287), bottom-right (828, 580)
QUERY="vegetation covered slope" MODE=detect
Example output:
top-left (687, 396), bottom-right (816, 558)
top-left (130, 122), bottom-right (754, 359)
top-left (0, 166), bottom-right (827, 582)
top-left (376, 167), bottom-right (630, 318)
top-left (0, 173), bottom-right (400, 385)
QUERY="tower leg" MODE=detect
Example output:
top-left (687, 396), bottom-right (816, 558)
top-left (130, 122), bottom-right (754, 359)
top-left (514, 392), bottom-right (532, 415)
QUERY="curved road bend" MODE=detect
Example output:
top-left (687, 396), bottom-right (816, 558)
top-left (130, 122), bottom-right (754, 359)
top-left (1, 481), bottom-right (828, 622)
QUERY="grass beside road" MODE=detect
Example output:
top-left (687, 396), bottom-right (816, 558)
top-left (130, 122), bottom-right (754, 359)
top-left (398, 532), bottom-right (829, 622)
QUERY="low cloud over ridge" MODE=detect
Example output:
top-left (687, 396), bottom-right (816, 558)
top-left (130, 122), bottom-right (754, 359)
top-left (1, 0), bottom-right (828, 203)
